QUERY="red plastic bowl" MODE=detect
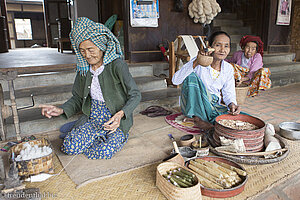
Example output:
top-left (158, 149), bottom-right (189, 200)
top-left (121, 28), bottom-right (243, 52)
top-left (186, 156), bottom-right (248, 198)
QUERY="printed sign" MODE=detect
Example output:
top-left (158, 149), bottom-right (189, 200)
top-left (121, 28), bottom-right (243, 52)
top-left (130, 0), bottom-right (159, 27)
top-left (276, 0), bottom-right (292, 25)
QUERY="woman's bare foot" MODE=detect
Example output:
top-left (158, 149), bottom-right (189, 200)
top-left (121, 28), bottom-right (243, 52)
top-left (193, 116), bottom-right (214, 131)
top-left (183, 117), bottom-right (194, 122)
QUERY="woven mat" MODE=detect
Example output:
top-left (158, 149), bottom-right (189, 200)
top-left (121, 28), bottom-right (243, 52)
top-left (48, 115), bottom-right (188, 188)
top-left (165, 113), bottom-right (204, 135)
top-left (26, 136), bottom-right (300, 200)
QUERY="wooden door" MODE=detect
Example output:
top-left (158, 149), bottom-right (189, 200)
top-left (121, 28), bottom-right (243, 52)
top-left (43, 0), bottom-right (69, 47)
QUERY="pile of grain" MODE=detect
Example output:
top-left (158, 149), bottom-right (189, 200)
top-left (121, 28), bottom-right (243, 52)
top-left (218, 119), bottom-right (258, 130)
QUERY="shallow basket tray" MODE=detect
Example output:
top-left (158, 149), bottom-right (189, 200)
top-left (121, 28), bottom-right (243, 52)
top-left (11, 138), bottom-right (54, 177)
top-left (156, 162), bottom-right (202, 200)
top-left (207, 130), bottom-right (289, 165)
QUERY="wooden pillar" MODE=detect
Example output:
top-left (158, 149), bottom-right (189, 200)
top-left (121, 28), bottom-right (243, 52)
top-left (0, 0), bottom-right (10, 49)
top-left (43, 0), bottom-right (51, 47)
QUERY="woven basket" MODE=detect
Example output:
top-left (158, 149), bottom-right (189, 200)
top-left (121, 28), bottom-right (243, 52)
top-left (11, 138), bottom-right (54, 177)
top-left (208, 130), bottom-right (290, 165)
top-left (214, 114), bottom-right (266, 152)
top-left (156, 162), bottom-right (202, 200)
top-left (235, 86), bottom-right (249, 105)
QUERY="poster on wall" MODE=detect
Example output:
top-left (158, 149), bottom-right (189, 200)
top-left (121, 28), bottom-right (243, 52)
top-left (276, 0), bottom-right (292, 25)
top-left (130, 0), bottom-right (159, 27)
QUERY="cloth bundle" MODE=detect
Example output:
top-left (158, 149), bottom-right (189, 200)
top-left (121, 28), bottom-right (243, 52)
top-left (215, 136), bottom-right (246, 153)
top-left (188, 0), bottom-right (221, 24)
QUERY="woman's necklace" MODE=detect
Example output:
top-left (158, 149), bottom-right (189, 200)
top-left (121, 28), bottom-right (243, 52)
top-left (210, 62), bottom-right (221, 81)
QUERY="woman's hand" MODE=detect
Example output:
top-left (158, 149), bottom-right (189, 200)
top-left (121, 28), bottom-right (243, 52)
top-left (228, 103), bottom-right (241, 115)
top-left (241, 76), bottom-right (250, 83)
top-left (193, 49), bottom-right (214, 68)
top-left (39, 104), bottom-right (64, 118)
top-left (103, 110), bottom-right (124, 133)
top-left (235, 80), bottom-right (242, 87)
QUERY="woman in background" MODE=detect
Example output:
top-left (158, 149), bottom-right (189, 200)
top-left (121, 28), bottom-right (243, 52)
top-left (226, 35), bottom-right (271, 97)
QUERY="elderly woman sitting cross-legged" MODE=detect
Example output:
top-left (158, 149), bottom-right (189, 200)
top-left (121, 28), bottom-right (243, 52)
top-left (172, 31), bottom-right (242, 131)
top-left (226, 35), bottom-right (271, 97)
top-left (39, 17), bottom-right (141, 159)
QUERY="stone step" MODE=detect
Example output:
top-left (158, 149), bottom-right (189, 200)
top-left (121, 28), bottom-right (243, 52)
top-left (3, 85), bottom-right (73, 107)
top-left (128, 64), bottom-right (153, 77)
top-left (134, 76), bottom-right (167, 92)
top-left (267, 62), bottom-right (300, 73)
top-left (263, 53), bottom-right (295, 64)
top-left (221, 26), bottom-right (251, 35)
top-left (216, 13), bottom-right (237, 20)
top-left (230, 43), bottom-right (242, 53)
top-left (3, 75), bottom-right (167, 107)
top-left (271, 70), bottom-right (300, 88)
top-left (213, 19), bottom-right (243, 27)
top-left (230, 35), bottom-right (244, 44)
top-left (0, 64), bottom-right (154, 92)
top-left (5, 87), bottom-right (181, 138)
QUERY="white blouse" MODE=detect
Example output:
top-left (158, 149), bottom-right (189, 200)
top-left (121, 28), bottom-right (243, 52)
top-left (172, 57), bottom-right (237, 106)
top-left (241, 54), bottom-right (250, 68)
top-left (90, 65), bottom-right (105, 102)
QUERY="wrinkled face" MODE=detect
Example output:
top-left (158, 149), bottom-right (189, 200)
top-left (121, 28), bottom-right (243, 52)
top-left (211, 34), bottom-right (230, 61)
top-left (243, 42), bottom-right (257, 59)
top-left (79, 40), bottom-right (104, 66)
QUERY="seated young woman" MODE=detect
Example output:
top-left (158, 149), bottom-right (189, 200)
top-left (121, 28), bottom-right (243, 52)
top-left (172, 31), bottom-right (241, 131)
top-left (226, 35), bottom-right (271, 97)
top-left (39, 17), bottom-right (141, 159)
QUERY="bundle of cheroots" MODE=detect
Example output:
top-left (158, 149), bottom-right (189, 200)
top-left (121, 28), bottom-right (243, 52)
top-left (188, 159), bottom-right (247, 189)
top-left (188, 0), bottom-right (221, 24)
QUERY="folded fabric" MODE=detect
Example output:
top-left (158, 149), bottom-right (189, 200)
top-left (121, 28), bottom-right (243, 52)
top-left (140, 106), bottom-right (172, 117)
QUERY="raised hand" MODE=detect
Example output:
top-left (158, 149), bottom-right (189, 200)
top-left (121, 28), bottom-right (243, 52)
top-left (39, 104), bottom-right (64, 118)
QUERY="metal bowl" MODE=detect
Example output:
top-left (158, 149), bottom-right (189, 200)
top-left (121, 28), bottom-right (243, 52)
top-left (279, 122), bottom-right (300, 140)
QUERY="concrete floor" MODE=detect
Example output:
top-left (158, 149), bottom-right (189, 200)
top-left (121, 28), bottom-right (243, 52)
top-left (0, 48), bottom-right (76, 68)
top-left (1, 48), bottom-right (300, 199)
top-left (0, 83), bottom-right (300, 199)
